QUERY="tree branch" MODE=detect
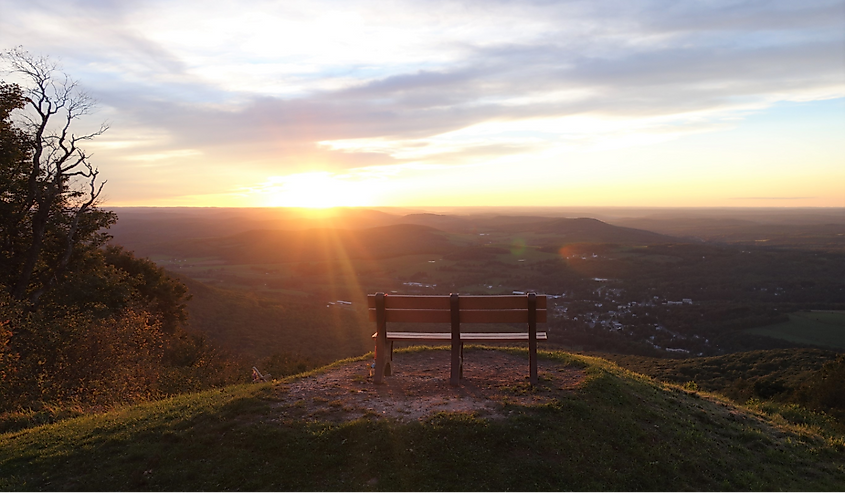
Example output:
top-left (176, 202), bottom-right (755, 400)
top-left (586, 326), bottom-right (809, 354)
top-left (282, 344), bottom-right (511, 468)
top-left (3, 47), bottom-right (110, 304)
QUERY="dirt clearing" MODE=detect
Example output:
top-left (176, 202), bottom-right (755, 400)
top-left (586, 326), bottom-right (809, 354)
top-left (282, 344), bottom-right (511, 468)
top-left (270, 349), bottom-right (586, 422)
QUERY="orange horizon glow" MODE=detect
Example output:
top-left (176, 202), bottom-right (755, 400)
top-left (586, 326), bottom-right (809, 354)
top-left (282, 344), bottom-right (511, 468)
top-left (102, 169), bottom-right (845, 209)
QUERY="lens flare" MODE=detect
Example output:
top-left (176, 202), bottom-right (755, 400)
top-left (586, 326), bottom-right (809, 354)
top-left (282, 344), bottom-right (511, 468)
top-left (558, 245), bottom-right (577, 259)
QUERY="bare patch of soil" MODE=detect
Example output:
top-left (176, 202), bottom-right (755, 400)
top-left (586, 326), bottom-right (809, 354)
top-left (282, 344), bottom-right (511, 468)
top-left (270, 349), bottom-right (586, 422)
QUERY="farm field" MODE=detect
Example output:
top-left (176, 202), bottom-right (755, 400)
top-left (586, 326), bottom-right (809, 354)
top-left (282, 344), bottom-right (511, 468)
top-left (744, 311), bottom-right (845, 350)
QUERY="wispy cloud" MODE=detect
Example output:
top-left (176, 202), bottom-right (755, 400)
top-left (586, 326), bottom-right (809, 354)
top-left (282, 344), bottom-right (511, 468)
top-left (2, 0), bottom-right (843, 206)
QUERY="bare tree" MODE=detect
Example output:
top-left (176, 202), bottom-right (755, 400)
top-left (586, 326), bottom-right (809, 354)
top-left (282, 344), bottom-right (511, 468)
top-left (1, 48), bottom-right (115, 305)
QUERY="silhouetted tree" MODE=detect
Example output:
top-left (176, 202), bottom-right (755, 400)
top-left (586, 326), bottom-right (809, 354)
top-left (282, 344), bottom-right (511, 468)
top-left (0, 50), bottom-right (242, 412)
top-left (1, 48), bottom-right (114, 306)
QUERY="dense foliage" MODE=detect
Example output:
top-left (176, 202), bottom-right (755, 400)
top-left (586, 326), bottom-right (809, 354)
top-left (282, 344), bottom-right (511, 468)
top-left (0, 54), bottom-right (243, 415)
top-left (0, 247), bottom-right (244, 413)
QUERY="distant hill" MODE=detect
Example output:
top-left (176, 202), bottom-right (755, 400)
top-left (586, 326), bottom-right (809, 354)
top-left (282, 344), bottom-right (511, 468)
top-left (111, 208), bottom-right (679, 262)
top-left (398, 213), bottom-right (475, 232)
top-left (109, 206), bottom-right (845, 256)
top-left (503, 217), bottom-right (675, 244)
top-left (109, 207), bottom-right (405, 256)
top-left (149, 224), bottom-right (455, 264)
top-left (397, 213), bottom-right (555, 233)
top-left (382, 214), bottom-right (676, 245)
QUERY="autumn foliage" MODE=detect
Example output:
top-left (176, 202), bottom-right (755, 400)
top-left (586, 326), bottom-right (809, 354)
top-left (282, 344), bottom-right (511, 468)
top-left (0, 53), bottom-right (242, 413)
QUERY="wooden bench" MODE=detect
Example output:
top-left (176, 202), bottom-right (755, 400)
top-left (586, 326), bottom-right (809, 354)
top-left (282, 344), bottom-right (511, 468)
top-left (368, 292), bottom-right (547, 386)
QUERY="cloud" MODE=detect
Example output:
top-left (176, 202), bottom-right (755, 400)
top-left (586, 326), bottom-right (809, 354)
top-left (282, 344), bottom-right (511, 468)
top-left (1, 0), bottom-right (188, 76)
top-left (2, 0), bottom-right (843, 205)
top-left (95, 27), bottom-right (839, 169)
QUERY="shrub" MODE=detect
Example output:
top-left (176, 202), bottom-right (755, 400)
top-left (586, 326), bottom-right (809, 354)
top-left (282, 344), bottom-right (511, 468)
top-left (796, 355), bottom-right (845, 412)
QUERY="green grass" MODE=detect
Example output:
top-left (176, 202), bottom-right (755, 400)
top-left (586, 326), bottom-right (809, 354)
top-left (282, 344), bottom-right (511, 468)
top-left (2, 349), bottom-right (844, 491)
top-left (745, 311), bottom-right (845, 350)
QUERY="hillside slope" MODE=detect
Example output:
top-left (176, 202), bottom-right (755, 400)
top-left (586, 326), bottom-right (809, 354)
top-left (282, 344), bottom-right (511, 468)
top-left (2, 349), bottom-right (843, 491)
top-left (604, 348), bottom-right (840, 401)
top-left (180, 276), bottom-right (373, 362)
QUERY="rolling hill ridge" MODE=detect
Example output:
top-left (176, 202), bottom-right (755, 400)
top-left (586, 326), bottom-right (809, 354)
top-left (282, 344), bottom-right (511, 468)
top-left (121, 216), bottom-right (676, 265)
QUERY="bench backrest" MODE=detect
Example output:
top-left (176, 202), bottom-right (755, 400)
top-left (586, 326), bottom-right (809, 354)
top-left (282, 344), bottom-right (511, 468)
top-left (368, 293), bottom-right (547, 385)
top-left (367, 293), bottom-right (547, 324)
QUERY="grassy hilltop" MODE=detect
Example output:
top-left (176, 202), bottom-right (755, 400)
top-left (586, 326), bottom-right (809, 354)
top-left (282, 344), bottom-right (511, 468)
top-left (2, 348), bottom-right (844, 491)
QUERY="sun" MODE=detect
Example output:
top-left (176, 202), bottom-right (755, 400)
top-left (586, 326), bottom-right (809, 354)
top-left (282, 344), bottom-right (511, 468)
top-left (263, 171), bottom-right (377, 208)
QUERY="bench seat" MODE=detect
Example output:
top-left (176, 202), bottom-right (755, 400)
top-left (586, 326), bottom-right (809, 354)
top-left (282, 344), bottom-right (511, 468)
top-left (373, 331), bottom-right (548, 341)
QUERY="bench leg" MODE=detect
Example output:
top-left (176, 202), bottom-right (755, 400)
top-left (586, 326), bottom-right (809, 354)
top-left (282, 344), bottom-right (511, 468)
top-left (374, 293), bottom-right (389, 384)
top-left (384, 341), bottom-right (394, 377)
top-left (459, 342), bottom-right (464, 379)
top-left (529, 345), bottom-right (537, 385)
top-left (450, 344), bottom-right (461, 386)
top-left (374, 339), bottom-right (389, 384)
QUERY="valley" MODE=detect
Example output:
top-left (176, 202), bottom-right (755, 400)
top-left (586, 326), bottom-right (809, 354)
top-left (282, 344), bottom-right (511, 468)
top-left (108, 207), bottom-right (845, 365)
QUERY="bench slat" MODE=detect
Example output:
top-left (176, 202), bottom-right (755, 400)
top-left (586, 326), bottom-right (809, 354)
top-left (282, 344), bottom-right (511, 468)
top-left (367, 295), bottom-right (451, 309)
top-left (372, 331), bottom-right (548, 341)
top-left (368, 308), bottom-right (547, 323)
top-left (367, 294), bottom-right (546, 309)
top-left (369, 309), bottom-right (450, 323)
top-left (462, 309), bottom-right (547, 323)
top-left (457, 296), bottom-right (547, 309)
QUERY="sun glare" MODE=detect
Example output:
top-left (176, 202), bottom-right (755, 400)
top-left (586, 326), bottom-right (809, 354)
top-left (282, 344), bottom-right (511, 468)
top-left (262, 171), bottom-right (377, 208)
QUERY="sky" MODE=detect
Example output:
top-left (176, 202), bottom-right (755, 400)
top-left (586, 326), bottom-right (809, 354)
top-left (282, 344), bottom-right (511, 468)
top-left (1, 0), bottom-right (843, 208)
